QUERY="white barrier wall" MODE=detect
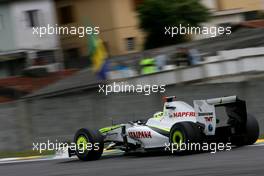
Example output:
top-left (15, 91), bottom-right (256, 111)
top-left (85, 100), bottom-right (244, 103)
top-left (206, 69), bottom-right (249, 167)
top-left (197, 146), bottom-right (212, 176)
top-left (122, 47), bottom-right (264, 85)
top-left (218, 47), bottom-right (264, 60)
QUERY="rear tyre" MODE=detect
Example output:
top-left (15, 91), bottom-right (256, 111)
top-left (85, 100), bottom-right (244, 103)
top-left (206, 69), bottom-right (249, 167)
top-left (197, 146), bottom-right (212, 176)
top-left (74, 128), bottom-right (104, 161)
top-left (169, 122), bottom-right (203, 154)
top-left (243, 114), bottom-right (259, 145)
top-left (232, 114), bottom-right (259, 146)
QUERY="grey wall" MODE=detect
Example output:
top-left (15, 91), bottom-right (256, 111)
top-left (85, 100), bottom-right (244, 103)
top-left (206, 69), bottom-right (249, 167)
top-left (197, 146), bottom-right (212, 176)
top-left (0, 102), bottom-right (19, 151)
top-left (0, 78), bottom-right (264, 152)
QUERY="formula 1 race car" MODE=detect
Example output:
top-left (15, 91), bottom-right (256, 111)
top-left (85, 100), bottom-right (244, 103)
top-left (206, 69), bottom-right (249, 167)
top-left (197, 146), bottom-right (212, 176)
top-left (68, 95), bottom-right (259, 161)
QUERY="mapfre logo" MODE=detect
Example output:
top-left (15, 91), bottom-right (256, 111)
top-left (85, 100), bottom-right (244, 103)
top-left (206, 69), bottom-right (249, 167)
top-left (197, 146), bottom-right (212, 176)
top-left (170, 112), bottom-right (196, 118)
top-left (128, 131), bottom-right (152, 138)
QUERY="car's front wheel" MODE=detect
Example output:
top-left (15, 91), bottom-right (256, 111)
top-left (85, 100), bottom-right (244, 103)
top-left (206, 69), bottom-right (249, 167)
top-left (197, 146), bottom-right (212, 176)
top-left (169, 122), bottom-right (203, 154)
top-left (74, 128), bottom-right (104, 161)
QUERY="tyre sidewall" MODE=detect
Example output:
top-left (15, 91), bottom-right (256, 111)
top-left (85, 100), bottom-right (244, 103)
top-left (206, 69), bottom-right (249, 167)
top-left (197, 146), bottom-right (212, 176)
top-left (169, 122), bottom-right (203, 154)
top-left (74, 128), bottom-right (104, 161)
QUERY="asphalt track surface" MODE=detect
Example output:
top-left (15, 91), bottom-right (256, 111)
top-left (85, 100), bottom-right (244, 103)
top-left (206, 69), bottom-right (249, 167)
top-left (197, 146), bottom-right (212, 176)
top-left (1, 144), bottom-right (264, 176)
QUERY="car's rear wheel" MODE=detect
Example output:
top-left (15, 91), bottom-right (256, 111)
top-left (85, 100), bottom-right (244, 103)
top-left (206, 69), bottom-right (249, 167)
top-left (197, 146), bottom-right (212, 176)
top-left (169, 122), bottom-right (203, 154)
top-left (244, 114), bottom-right (259, 145)
top-left (232, 114), bottom-right (259, 146)
top-left (74, 128), bottom-right (104, 161)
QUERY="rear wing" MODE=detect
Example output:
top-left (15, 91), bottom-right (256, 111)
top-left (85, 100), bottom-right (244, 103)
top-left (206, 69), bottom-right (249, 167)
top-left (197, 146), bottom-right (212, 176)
top-left (206, 96), bottom-right (238, 105)
top-left (194, 95), bottom-right (247, 135)
top-left (206, 96), bottom-right (247, 127)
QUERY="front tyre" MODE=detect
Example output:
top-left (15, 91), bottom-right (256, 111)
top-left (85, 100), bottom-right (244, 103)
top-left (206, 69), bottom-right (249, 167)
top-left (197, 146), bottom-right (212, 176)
top-left (169, 122), bottom-right (203, 154)
top-left (74, 128), bottom-right (104, 161)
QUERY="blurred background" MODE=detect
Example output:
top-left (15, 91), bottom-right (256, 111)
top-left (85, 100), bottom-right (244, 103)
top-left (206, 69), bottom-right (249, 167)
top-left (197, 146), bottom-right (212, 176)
top-left (0, 0), bottom-right (264, 156)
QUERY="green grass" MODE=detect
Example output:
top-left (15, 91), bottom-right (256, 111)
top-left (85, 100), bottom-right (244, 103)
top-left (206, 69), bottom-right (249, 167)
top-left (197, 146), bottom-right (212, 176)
top-left (0, 150), bottom-right (55, 159)
top-left (259, 134), bottom-right (264, 139)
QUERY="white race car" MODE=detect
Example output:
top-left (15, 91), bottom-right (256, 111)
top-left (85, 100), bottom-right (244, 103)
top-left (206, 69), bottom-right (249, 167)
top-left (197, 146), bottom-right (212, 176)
top-left (68, 96), bottom-right (259, 161)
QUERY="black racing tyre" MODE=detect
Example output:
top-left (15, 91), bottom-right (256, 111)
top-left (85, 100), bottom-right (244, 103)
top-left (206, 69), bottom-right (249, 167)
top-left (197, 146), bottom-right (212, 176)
top-left (74, 128), bottom-right (104, 161)
top-left (169, 122), bottom-right (203, 154)
top-left (232, 114), bottom-right (259, 146)
top-left (243, 114), bottom-right (259, 145)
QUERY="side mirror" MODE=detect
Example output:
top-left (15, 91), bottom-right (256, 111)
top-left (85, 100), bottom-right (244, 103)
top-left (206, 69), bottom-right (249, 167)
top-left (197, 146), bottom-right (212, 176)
top-left (165, 106), bottom-right (176, 110)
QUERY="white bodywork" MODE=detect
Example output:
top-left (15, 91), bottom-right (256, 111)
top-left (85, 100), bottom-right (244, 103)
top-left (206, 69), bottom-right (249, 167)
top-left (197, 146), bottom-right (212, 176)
top-left (103, 96), bottom-right (238, 149)
top-left (146, 101), bottom-right (197, 131)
